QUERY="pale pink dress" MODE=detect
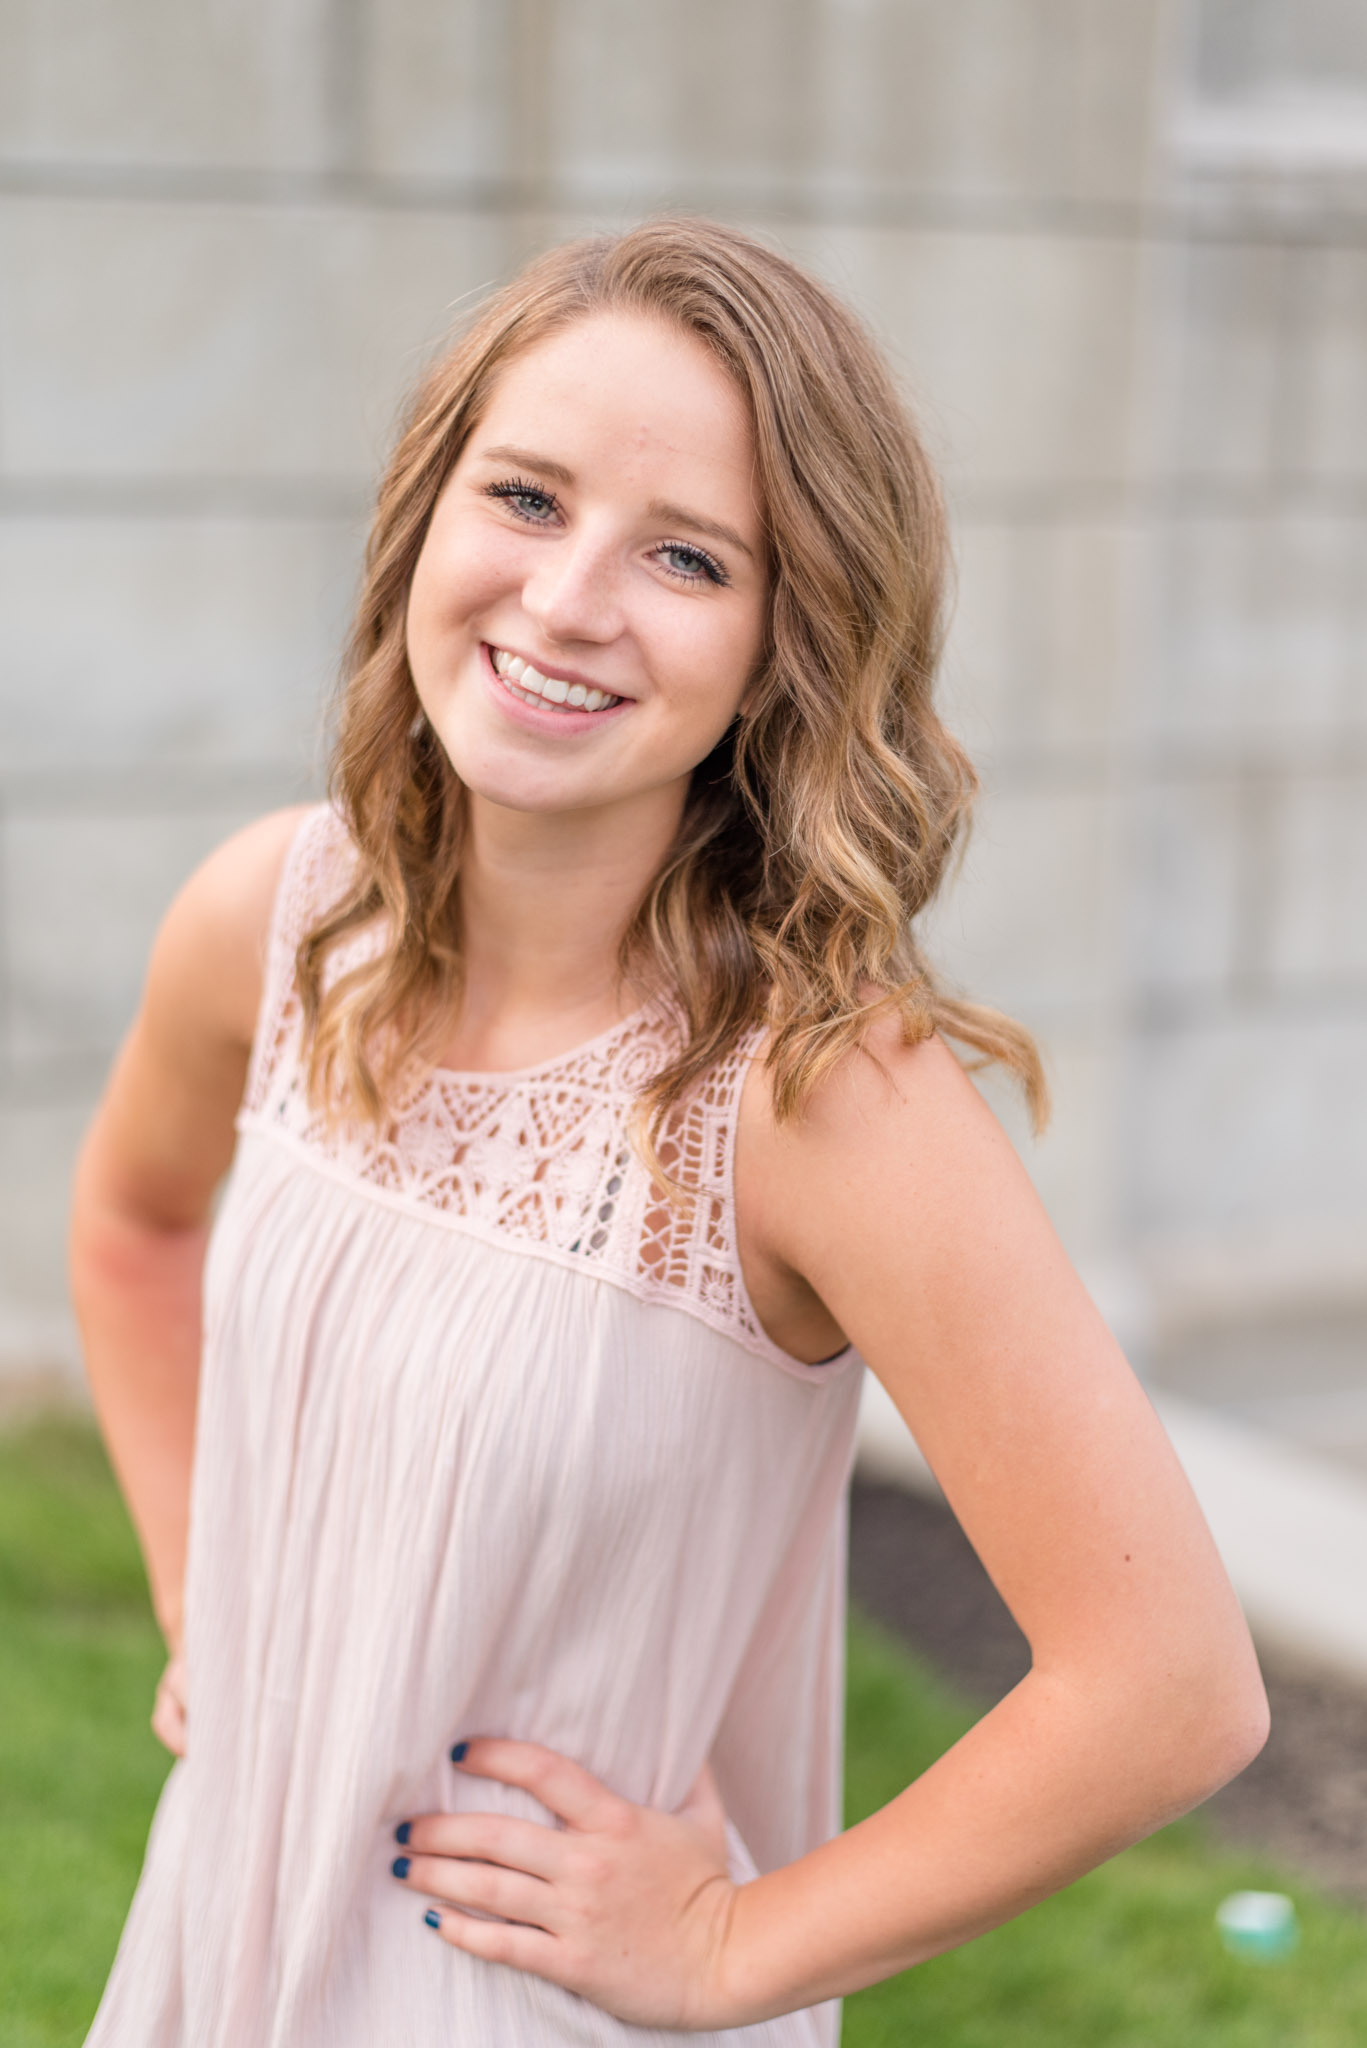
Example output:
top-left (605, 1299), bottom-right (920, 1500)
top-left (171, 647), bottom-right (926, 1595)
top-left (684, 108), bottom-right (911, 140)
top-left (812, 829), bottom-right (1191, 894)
top-left (87, 805), bottom-right (865, 2047)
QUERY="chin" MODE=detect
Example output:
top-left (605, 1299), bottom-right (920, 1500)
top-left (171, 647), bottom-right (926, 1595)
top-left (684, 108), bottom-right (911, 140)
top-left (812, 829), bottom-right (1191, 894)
top-left (433, 736), bottom-right (592, 816)
top-left (467, 776), bottom-right (584, 816)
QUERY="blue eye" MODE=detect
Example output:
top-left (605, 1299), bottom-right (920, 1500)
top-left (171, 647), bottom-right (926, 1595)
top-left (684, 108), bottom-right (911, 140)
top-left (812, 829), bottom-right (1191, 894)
top-left (486, 477), bottom-right (559, 522)
top-left (484, 478), bottom-right (729, 587)
top-left (657, 541), bottom-right (729, 587)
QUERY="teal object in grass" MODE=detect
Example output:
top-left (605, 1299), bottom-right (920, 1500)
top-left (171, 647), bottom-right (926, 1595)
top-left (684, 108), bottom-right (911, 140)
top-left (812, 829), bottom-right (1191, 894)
top-left (1216, 1891), bottom-right (1300, 1962)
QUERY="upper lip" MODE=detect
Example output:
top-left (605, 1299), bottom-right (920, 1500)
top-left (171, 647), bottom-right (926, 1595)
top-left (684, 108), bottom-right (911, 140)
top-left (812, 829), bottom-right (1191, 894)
top-left (487, 642), bottom-right (632, 700)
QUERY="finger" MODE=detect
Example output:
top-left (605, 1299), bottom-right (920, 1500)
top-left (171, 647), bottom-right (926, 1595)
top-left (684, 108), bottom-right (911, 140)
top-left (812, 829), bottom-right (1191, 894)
top-left (425, 1904), bottom-right (565, 1983)
top-left (396, 1852), bottom-right (555, 1930)
top-left (453, 1739), bottom-right (621, 1832)
top-left (151, 1684), bottom-right (186, 1758)
top-left (398, 1812), bottom-right (563, 1880)
top-left (150, 1709), bottom-right (183, 1757)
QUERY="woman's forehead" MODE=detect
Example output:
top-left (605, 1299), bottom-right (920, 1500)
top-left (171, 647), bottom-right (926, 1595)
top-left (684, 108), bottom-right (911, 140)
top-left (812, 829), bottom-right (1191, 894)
top-left (472, 313), bottom-right (757, 505)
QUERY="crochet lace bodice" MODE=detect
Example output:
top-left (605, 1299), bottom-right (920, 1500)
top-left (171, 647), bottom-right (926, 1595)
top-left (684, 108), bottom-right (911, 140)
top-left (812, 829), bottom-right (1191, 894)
top-left (239, 805), bottom-right (840, 1378)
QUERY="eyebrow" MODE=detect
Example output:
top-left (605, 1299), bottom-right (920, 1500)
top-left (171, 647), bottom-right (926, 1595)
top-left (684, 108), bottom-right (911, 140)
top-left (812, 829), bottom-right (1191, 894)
top-left (645, 498), bottom-right (755, 562)
top-left (477, 443), bottom-right (756, 562)
top-left (479, 443), bottom-right (575, 487)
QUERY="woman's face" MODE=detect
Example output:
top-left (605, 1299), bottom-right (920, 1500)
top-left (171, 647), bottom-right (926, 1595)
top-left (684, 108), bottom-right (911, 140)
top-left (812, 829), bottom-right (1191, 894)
top-left (405, 311), bottom-right (768, 820)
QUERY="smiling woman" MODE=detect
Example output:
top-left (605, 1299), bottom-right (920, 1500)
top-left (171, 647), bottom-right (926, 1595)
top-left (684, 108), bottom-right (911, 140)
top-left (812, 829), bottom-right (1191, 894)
top-left (402, 313), bottom-right (767, 829)
top-left (69, 219), bottom-right (1268, 2047)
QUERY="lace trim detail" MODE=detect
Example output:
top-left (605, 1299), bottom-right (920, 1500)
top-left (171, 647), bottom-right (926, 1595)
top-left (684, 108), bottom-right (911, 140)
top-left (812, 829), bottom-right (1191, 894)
top-left (239, 808), bottom-right (852, 1379)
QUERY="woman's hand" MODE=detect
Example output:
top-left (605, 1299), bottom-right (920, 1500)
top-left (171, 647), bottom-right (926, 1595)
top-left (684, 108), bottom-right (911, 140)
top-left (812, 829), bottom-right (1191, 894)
top-left (391, 1741), bottom-right (742, 2030)
top-left (151, 1651), bottom-right (187, 1757)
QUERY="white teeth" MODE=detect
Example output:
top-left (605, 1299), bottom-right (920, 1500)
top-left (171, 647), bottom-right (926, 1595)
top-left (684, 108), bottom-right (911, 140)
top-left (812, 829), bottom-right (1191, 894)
top-left (489, 647), bottom-right (621, 713)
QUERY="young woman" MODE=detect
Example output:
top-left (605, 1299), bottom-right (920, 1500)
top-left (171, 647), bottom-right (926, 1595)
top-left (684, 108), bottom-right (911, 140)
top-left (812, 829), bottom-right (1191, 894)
top-left (72, 219), bottom-right (1267, 2046)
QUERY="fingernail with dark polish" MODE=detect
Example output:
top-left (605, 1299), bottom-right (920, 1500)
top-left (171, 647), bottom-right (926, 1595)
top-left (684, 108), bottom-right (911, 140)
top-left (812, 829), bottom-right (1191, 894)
top-left (391, 1856), bottom-right (411, 1880)
top-left (425, 1908), bottom-right (441, 1930)
top-left (394, 1822), bottom-right (411, 1846)
top-left (450, 1741), bottom-right (468, 1763)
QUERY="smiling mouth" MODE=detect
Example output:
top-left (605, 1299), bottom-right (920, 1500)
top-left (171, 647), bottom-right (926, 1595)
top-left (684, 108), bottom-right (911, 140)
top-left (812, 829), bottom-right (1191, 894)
top-left (489, 645), bottom-right (623, 714)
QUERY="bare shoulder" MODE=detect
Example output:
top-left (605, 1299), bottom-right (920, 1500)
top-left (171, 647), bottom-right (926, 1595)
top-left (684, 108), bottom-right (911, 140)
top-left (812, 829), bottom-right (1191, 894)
top-left (742, 1009), bottom-right (1027, 1233)
top-left (77, 806), bottom-right (317, 1224)
top-left (735, 1010), bottom-right (1040, 1363)
top-left (168, 803), bottom-right (315, 946)
top-left (808, 1011), bottom-right (999, 1135)
top-left (146, 804), bottom-right (316, 1057)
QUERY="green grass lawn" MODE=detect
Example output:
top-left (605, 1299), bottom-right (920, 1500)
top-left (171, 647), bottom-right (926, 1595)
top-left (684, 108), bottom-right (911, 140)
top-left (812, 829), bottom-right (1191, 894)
top-left (843, 1627), bottom-right (1367, 2046)
top-left (0, 1420), bottom-right (172, 2047)
top-left (2, 1418), bottom-right (1364, 2044)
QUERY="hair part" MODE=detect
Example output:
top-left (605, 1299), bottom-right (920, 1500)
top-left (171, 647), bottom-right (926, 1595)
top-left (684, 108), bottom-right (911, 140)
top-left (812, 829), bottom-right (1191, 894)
top-left (297, 216), bottom-right (1048, 1177)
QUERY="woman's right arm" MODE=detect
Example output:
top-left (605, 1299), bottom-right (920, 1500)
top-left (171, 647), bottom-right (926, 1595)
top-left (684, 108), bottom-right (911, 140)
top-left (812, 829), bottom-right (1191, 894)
top-left (68, 807), bottom-right (310, 1745)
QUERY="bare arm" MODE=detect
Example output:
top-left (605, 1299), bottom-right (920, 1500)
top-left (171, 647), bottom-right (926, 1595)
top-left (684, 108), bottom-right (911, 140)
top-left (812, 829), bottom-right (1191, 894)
top-left (716, 1024), bottom-right (1269, 2013)
top-left (394, 1022), bottom-right (1268, 2027)
top-left (68, 809), bottom-right (307, 1714)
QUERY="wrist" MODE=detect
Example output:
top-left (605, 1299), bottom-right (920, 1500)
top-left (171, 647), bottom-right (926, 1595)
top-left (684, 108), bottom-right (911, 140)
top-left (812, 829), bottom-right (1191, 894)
top-left (678, 1877), bottom-right (759, 2033)
top-left (698, 1874), bottom-right (792, 2032)
top-left (705, 1859), bottom-right (864, 2028)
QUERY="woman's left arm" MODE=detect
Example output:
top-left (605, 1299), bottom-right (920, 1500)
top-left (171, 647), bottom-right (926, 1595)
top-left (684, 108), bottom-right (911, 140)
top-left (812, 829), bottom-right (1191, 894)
top-left (714, 1025), bottom-right (1269, 2017)
top-left (394, 1025), bottom-right (1268, 2027)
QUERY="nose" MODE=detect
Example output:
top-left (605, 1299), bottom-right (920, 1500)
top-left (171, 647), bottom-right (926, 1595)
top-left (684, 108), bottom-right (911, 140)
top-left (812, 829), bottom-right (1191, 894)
top-left (520, 523), bottom-right (623, 647)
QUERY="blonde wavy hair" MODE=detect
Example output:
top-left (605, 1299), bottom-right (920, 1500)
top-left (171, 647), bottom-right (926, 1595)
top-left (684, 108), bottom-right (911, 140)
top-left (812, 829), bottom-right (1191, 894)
top-left (299, 217), bottom-right (1047, 1163)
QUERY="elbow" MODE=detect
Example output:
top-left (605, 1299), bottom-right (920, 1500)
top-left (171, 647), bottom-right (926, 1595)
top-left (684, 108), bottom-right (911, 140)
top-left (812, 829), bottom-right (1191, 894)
top-left (1211, 1665), bottom-right (1271, 1787)
top-left (1168, 1648), bottom-right (1271, 1810)
top-left (1078, 1625), bottom-right (1272, 1819)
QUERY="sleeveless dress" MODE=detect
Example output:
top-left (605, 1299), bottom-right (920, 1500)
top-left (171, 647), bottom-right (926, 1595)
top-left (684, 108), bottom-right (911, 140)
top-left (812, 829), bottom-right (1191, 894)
top-left (86, 805), bottom-right (866, 2048)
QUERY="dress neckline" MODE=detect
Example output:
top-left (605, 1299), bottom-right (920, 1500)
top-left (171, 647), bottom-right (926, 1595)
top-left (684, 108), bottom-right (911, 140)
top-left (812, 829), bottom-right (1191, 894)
top-left (424, 998), bottom-right (660, 1087)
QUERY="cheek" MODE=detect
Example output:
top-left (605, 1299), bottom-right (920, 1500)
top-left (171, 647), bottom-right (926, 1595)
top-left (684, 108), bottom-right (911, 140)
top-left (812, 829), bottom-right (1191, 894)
top-left (410, 524), bottom-right (518, 647)
top-left (667, 600), bottom-right (765, 723)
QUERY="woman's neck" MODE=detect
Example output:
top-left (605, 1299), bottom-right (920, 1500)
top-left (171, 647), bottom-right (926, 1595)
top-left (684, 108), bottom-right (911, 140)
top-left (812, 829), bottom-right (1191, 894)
top-left (437, 782), bottom-right (687, 1071)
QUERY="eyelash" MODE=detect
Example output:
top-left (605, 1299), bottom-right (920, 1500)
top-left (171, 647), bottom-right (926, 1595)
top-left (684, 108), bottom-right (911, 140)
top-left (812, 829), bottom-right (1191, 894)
top-left (482, 477), bottom-right (731, 588)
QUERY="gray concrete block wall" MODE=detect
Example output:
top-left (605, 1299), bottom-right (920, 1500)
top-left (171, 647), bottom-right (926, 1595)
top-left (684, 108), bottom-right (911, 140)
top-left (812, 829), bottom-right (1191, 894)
top-left (1131, 0), bottom-right (1367, 1449)
top-left (2, 0), bottom-right (337, 174)
top-left (1135, 0), bottom-right (1367, 1376)
top-left (1, 1), bottom-right (1363, 1412)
